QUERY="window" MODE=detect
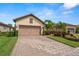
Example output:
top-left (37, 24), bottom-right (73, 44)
top-left (29, 18), bottom-right (33, 24)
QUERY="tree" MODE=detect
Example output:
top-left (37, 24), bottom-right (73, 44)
top-left (55, 21), bottom-right (66, 37)
top-left (56, 21), bottom-right (66, 32)
top-left (76, 27), bottom-right (79, 33)
top-left (44, 20), bottom-right (55, 34)
top-left (8, 24), bottom-right (12, 31)
top-left (7, 24), bottom-right (13, 37)
top-left (45, 20), bottom-right (54, 29)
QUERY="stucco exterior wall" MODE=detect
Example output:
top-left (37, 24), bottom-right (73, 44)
top-left (15, 16), bottom-right (45, 34)
top-left (0, 26), bottom-right (9, 32)
top-left (66, 25), bottom-right (76, 34)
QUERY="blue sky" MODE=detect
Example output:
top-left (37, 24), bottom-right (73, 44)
top-left (0, 3), bottom-right (79, 25)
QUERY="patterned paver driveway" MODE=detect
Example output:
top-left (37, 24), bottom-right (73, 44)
top-left (11, 36), bottom-right (76, 56)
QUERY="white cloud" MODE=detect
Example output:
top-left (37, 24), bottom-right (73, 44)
top-left (63, 3), bottom-right (79, 9)
top-left (0, 13), bottom-right (9, 17)
top-left (25, 7), bottom-right (55, 20)
top-left (59, 3), bottom-right (79, 15)
top-left (36, 8), bottom-right (54, 20)
top-left (0, 13), bottom-right (15, 25)
top-left (0, 13), bottom-right (15, 19)
top-left (62, 10), bottom-right (73, 15)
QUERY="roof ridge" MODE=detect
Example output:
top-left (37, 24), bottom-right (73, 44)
top-left (13, 13), bottom-right (45, 25)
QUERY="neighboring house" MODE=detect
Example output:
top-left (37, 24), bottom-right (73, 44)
top-left (66, 24), bottom-right (76, 34)
top-left (52, 24), bottom-right (76, 34)
top-left (0, 22), bottom-right (13, 32)
top-left (52, 25), bottom-right (63, 32)
top-left (14, 14), bottom-right (45, 36)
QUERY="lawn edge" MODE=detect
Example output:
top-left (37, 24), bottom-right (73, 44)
top-left (47, 35), bottom-right (77, 48)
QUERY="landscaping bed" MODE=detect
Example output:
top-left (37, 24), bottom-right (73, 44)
top-left (48, 35), bottom-right (79, 47)
top-left (0, 36), bottom-right (17, 56)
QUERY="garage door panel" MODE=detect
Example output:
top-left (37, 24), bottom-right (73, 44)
top-left (19, 25), bottom-right (41, 36)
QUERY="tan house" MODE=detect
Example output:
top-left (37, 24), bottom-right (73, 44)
top-left (52, 24), bottom-right (76, 34)
top-left (14, 14), bottom-right (45, 36)
top-left (66, 24), bottom-right (76, 34)
top-left (0, 22), bottom-right (13, 32)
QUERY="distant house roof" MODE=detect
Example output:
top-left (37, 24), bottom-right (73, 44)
top-left (0, 22), bottom-right (13, 28)
top-left (13, 14), bottom-right (45, 25)
top-left (65, 24), bottom-right (76, 27)
top-left (52, 23), bottom-right (77, 29)
top-left (76, 25), bottom-right (79, 27)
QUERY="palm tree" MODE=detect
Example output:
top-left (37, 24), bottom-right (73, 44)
top-left (44, 20), bottom-right (55, 34)
top-left (45, 20), bottom-right (55, 29)
top-left (56, 21), bottom-right (66, 32)
top-left (55, 21), bottom-right (66, 37)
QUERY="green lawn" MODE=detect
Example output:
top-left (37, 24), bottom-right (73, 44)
top-left (48, 35), bottom-right (79, 48)
top-left (0, 36), bottom-right (17, 56)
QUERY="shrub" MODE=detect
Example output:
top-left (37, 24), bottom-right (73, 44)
top-left (53, 31), bottom-right (66, 37)
top-left (44, 30), bottom-right (49, 35)
top-left (44, 29), bottom-right (53, 35)
top-left (0, 32), bottom-right (8, 36)
top-left (14, 30), bottom-right (18, 36)
top-left (0, 30), bottom-right (18, 37)
top-left (76, 27), bottom-right (79, 33)
top-left (65, 35), bottom-right (79, 41)
top-left (7, 30), bottom-right (18, 37)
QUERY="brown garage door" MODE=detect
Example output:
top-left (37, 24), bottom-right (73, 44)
top-left (19, 25), bottom-right (41, 36)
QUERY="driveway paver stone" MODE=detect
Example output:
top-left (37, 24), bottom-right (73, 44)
top-left (11, 36), bottom-right (78, 56)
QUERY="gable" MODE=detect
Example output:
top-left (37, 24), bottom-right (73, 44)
top-left (15, 15), bottom-right (45, 27)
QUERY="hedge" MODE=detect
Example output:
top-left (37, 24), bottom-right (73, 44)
top-left (0, 30), bottom-right (18, 37)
